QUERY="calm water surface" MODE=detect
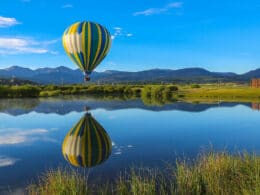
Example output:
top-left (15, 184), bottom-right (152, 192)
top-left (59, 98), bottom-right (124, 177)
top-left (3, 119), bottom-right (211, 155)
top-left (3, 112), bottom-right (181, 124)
top-left (0, 98), bottom-right (260, 193)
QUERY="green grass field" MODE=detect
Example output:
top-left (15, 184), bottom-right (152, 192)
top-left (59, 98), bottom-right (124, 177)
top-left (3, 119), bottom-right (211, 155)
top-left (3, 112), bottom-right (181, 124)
top-left (177, 83), bottom-right (260, 102)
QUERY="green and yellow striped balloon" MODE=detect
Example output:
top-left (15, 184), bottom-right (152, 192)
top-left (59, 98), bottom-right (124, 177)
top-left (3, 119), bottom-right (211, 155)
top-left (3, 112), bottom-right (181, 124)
top-left (62, 113), bottom-right (112, 168)
top-left (62, 21), bottom-right (111, 77)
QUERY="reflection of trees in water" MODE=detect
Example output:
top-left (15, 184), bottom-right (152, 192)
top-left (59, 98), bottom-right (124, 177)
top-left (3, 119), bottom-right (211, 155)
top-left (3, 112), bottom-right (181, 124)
top-left (0, 98), bottom-right (40, 111)
top-left (0, 96), bottom-right (253, 115)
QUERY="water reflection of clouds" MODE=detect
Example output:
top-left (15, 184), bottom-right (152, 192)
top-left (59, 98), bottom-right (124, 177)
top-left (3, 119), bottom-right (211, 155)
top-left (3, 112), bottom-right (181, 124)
top-left (0, 156), bottom-right (19, 167)
top-left (0, 128), bottom-right (53, 145)
top-left (112, 141), bottom-right (134, 155)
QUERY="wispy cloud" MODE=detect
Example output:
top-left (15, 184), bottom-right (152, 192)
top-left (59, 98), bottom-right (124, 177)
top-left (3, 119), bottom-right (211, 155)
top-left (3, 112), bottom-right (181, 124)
top-left (0, 37), bottom-right (58, 55)
top-left (0, 16), bottom-right (20, 28)
top-left (133, 2), bottom-right (183, 16)
top-left (0, 156), bottom-right (19, 167)
top-left (111, 27), bottom-right (133, 40)
top-left (62, 4), bottom-right (73, 8)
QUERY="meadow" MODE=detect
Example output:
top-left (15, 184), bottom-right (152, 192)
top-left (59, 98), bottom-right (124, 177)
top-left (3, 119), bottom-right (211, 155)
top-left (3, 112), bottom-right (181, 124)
top-left (177, 83), bottom-right (260, 102)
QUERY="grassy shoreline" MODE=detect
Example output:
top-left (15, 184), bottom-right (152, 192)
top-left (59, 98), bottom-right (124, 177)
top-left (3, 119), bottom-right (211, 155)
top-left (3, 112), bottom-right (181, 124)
top-left (2, 83), bottom-right (260, 104)
top-left (27, 151), bottom-right (260, 195)
top-left (0, 84), bottom-right (179, 106)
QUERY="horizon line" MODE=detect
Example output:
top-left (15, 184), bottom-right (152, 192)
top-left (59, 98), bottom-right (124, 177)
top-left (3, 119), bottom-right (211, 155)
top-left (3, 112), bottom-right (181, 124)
top-left (0, 65), bottom-right (259, 75)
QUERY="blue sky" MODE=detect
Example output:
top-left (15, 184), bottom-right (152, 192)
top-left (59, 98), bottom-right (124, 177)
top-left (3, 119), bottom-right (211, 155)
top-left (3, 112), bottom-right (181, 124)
top-left (0, 0), bottom-right (260, 73)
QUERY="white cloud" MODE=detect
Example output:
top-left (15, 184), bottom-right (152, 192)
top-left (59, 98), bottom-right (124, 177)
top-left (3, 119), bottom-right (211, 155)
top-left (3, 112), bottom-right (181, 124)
top-left (50, 51), bottom-right (59, 55)
top-left (0, 156), bottom-right (19, 167)
top-left (0, 37), bottom-right (58, 55)
top-left (41, 39), bottom-right (60, 46)
top-left (114, 27), bottom-right (122, 31)
top-left (133, 2), bottom-right (183, 16)
top-left (107, 61), bottom-right (117, 66)
top-left (0, 128), bottom-right (49, 145)
top-left (0, 16), bottom-right (20, 28)
top-left (111, 27), bottom-right (133, 40)
top-left (62, 4), bottom-right (73, 8)
top-left (0, 38), bottom-right (27, 48)
top-left (168, 2), bottom-right (183, 8)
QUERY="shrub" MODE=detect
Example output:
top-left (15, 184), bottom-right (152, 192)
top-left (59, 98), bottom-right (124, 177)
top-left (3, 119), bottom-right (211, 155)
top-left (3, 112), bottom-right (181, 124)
top-left (40, 90), bottom-right (61, 97)
top-left (167, 85), bottom-right (178, 91)
top-left (43, 85), bottom-right (59, 91)
top-left (124, 86), bottom-right (133, 95)
top-left (132, 88), bottom-right (142, 96)
top-left (0, 86), bottom-right (10, 97)
top-left (8, 85), bottom-right (41, 97)
top-left (191, 84), bottom-right (201, 88)
top-left (86, 85), bottom-right (104, 94)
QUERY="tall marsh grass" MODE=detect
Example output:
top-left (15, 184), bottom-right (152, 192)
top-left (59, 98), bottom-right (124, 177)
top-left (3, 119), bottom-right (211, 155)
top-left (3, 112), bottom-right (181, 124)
top-left (27, 168), bottom-right (88, 195)
top-left (27, 151), bottom-right (260, 195)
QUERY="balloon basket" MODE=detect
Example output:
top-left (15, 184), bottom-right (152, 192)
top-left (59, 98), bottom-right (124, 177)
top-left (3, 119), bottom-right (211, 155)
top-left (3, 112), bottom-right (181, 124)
top-left (84, 75), bottom-right (90, 82)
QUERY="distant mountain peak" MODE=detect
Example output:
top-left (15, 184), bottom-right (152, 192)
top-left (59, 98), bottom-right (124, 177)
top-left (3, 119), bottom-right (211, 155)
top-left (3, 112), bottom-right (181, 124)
top-left (6, 65), bottom-right (32, 71)
top-left (56, 66), bottom-right (73, 70)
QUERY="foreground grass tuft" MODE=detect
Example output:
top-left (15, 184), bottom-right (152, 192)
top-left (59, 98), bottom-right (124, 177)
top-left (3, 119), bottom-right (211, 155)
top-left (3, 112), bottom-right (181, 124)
top-left (175, 152), bottom-right (260, 194)
top-left (27, 168), bottom-right (88, 195)
top-left (28, 152), bottom-right (260, 195)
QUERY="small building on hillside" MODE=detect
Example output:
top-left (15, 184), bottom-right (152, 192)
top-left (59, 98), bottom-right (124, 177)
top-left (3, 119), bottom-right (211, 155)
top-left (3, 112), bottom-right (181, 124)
top-left (251, 78), bottom-right (260, 88)
top-left (252, 103), bottom-right (260, 110)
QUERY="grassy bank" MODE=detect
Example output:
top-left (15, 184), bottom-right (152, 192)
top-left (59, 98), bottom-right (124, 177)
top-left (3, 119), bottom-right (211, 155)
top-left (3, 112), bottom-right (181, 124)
top-left (27, 151), bottom-right (260, 195)
top-left (3, 83), bottom-right (260, 103)
top-left (0, 84), bottom-right (179, 106)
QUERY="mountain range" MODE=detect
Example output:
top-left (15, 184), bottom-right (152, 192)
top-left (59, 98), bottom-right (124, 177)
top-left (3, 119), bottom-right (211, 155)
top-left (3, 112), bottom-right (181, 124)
top-left (0, 65), bottom-right (259, 84)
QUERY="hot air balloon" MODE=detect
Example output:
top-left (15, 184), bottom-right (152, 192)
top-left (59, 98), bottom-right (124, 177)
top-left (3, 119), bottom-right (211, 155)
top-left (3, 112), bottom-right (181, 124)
top-left (62, 113), bottom-right (112, 167)
top-left (62, 21), bottom-right (112, 81)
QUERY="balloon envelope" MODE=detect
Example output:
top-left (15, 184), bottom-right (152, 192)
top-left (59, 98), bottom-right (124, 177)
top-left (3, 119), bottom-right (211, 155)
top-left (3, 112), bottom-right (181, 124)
top-left (62, 113), bottom-right (112, 167)
top-left (62, 21), bottom-right (111, 75)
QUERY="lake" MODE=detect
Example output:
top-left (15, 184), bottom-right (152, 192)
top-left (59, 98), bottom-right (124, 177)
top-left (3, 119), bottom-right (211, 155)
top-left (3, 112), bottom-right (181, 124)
top-left (0, 98), bottom-right (260, 194)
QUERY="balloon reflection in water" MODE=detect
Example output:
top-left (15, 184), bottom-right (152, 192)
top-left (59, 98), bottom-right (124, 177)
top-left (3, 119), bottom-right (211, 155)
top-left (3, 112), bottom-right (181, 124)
top-left (62, 113), bottom-right (112, 167)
